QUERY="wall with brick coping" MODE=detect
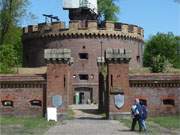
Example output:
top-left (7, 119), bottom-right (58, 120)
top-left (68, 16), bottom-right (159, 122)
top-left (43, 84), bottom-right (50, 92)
top-left (0, 74), bottom-right (179, 117)
top-left (0, 75), bottom-right (46, 116)
top-left (129, 74), bottom-right (180, 116)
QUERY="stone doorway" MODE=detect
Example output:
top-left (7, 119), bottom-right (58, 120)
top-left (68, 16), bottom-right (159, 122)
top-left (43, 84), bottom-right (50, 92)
top-left (74, 87), bottom-right (93, 104)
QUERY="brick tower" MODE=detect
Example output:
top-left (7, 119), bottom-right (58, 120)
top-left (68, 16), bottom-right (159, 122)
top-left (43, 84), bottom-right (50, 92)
top-left (45, 49), bottom-right (73, 119)
top-left (105, 48), bottom-right (132, 119)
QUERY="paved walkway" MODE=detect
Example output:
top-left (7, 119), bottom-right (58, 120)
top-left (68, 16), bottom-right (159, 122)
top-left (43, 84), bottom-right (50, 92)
top-left (45, 119), bottom-right (139, 135)
top-left (45, 105), bottom-right (139, 135)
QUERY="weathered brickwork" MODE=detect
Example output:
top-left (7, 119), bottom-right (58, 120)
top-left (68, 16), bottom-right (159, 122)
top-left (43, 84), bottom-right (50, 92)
top-left (46, 64), bottom-right (72, 113)
top-left (23, 21), bottom-right (144, 103)
top-left (0, 74), bottom-right (179, 117)
top-left (0, 75), bottom-right (46, 116)
top-left (129, 74), bottom-right (180, 116)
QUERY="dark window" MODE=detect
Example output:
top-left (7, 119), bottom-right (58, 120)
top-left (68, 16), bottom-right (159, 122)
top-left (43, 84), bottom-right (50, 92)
top-left (136, 56), bottom-right (140, 63)
top-left (114, 23), bottom-right (122, 30)
top-left (30, 100), bottom-right (42, 107)
top-left (140, 99), bottom-right (147, 106)
top-left (111, 75), bottom-right (113, 87)
top-left (79, 53), bottom-right (88, 59)
top-left (79, 74), bottom-right (89, 80)
top-left (64, 75), bottom-right (66, 88)
top-left (163, 99), bottom-right (175, 106)
top-left (2, 100), bottom-right (13, 107)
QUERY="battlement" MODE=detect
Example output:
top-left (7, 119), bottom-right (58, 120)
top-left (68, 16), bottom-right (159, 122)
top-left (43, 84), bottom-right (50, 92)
top-left (23, 21), bottom-right (65, 33)
top-left (44, 49), bottom-right (74, 65)
top-left (23, 20), bottom-right (144, 41)
top-left (105, 48), bottom-right (131, 63)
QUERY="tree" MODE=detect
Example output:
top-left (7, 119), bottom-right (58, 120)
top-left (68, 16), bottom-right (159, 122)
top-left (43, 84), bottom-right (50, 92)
top-left (0, 44), bottom-right (18, 73)
top-left (0, 0), bottom-right (29, 73)
top-left (0, 0), bottom-right (28, 44)
top-left (143, 33), bottom-right (180, 72)
top-left (98, 0), bottom-right (120, 22)
top-left (174, 36), bottom-right (180, 68)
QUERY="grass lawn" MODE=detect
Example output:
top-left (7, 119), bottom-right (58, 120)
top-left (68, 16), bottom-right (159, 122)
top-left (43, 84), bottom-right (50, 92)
top-left (149, 116), bottom-right (180, 129)
top-left (0, 116), bottom-right (56, 135)
top-left (118, 115), bottom-right (180, 135)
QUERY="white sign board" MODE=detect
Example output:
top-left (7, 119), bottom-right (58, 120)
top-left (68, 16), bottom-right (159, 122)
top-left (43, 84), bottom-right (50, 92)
top-left (47, 107), bottom-right (57, 121)
top-left (63, 0), bottom-right (80, 9)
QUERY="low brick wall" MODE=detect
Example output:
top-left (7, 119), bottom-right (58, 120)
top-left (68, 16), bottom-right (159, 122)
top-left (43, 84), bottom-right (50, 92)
top-left (0, 74), bottom-right (179, 117)
top-left (129, 74), bottom-right (180, 116)
top-left (0, 74), bottom-right (46, 116)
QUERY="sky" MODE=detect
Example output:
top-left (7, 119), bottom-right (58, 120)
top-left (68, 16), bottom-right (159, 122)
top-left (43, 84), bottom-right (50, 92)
top-left (22, 0), bottom-right (180, 40)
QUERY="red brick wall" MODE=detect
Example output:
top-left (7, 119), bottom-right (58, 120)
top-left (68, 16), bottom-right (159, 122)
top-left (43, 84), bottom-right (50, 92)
top-left (107, 63), bottom-right (132, 113)
top-left (130, 87), bottom-right (180, 116)
top-left (0, 75), bottom-right (46, 116)
top-left (0, 88), bottom-right (44, 116)
top-left (46, 64), bottom-right (72, 113)
top-left (23, 37), bottom-right (143, 102)
top-left (129, 74), bottom-right (180, 116)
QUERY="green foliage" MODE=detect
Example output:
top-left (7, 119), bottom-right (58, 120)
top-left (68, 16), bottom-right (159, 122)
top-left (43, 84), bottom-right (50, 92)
top-left (98, 0), bottom-right (120, 22)
top-left (0, 44), bottom-right (18, 73)
top-left (150, 55), bottom-right (166, 72)
top-left (0, 0), bottom-right (28, 73)
top-left (174, 36), bottom-right (180, 68)
top-left (143, 33), bottom-right (180, 72)
top-left (0, 0), bottom-right (28, 44)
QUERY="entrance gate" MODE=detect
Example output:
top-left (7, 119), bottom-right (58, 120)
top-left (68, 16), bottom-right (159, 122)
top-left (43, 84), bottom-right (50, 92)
top-left (74, 87), bottom-right (93, 104)
top-left (44, 48), bottom-right (131, 120)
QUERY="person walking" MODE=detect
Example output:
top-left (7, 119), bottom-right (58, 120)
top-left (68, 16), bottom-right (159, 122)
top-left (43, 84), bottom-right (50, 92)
top-left (140, 102), bottom-right (148, 131)
top-left (131, 98), bottom-right (142, 132)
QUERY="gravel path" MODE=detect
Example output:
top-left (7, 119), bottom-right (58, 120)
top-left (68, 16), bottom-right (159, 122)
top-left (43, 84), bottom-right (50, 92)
top-left (44, 119), bottom-right (139, 135)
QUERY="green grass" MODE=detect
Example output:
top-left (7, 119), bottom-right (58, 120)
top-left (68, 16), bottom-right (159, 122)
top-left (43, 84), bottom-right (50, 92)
top-left (118, 116), bottom-right (180, 135)
top-left (0, 116), bottom-right (56, 135)
top-left (149, 116), bottom-right (180, 129)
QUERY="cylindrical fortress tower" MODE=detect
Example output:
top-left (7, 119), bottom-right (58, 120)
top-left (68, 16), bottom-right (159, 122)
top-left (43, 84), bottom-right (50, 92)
top-left (22, 20), bottom-right (144, 104)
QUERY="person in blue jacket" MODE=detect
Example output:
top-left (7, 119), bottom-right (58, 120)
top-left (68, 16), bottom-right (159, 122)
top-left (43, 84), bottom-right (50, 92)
top-left (131, 98), bottom-right (143, 132)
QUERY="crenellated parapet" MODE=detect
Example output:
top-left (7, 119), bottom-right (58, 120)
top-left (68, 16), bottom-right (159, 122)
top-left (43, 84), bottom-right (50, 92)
top-left (105, 48), bottom-right (131, 63)
top-left (44, 49), bottom-right (73, 65)
top-left (23, 20), bottom-right (144, 41)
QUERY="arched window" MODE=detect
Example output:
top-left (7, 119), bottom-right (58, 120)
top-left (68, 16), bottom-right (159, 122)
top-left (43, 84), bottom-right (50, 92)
top-left (30, 100), bottom-right (42, 107)
top-left (163, 99), bottom-right (175, 106)
top-left (2, 100), bottom-right (13, 107)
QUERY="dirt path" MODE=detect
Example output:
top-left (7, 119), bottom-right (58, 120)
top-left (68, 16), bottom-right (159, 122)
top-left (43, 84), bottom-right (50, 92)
top-left (45, 105), bottom-right (139, 135)
top-left (44, 119), bottom-right (140, 135)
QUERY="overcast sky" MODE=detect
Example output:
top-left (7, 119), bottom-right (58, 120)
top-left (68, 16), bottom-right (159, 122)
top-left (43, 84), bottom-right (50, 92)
top-left (21, 0), bottom-right (180, 40)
